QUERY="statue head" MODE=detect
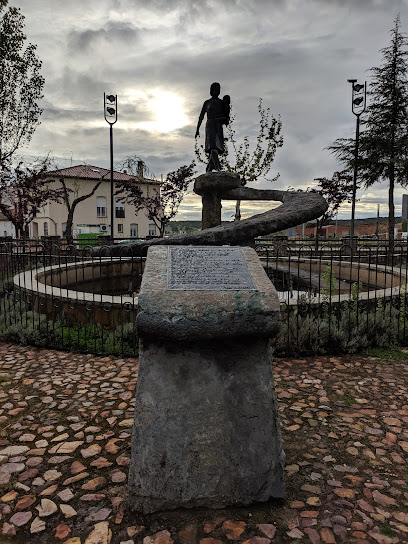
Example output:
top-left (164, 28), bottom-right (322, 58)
top-left (210, 82), bottom-right (221, 98)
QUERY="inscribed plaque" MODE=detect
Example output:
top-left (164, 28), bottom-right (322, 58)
top-left (167, 246), bottom-right (255, 290)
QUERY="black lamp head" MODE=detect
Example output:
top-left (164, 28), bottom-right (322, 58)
top-left (353, 97), bottom-right (364, 106)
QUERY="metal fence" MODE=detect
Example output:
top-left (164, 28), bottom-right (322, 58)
top-left (256, 241), bottom-right (408, 354)
top-left (0, 235), bottom-right (152, 251)
top-left (256, 234), bottom-right (407, 251)
top-left (0, 240), bottom-right (145, 357)
top-left (1, 238), bottom-right (407, 357)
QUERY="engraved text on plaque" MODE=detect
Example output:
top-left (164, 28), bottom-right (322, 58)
top-left (167, 246), bottom-right (255, 290)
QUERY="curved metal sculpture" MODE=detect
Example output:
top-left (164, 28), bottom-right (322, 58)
top-left (100, 176), bottom-right (328, 256)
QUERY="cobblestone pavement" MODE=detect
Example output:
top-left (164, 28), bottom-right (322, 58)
top-left (0, 342), bottom-right (407, 544)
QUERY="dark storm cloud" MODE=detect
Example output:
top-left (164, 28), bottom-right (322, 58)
top-left (141, 153), bottom-right (197, 176)
top-left (46, 69), bottom-right (107, 104)
top-left (139, 0), bottom-right (213, 11)
top-left (132, 0), bottom-right (287, 15)
top-left (314, 0), bottom-right (407, 8)
top-left (67, 21), bottom-right (140, 53)
top-left (40, 104), bottom-right (96, 122)
top-left (174, 125), bottom-right (196, 139)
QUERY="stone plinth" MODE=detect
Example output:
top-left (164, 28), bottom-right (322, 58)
top-left (194, 172), bottom-right (241, 229)
top-left (128, 246), bottom-right (285, 513)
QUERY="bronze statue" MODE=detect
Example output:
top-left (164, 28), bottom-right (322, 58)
top-left (195, 82), bottom-right (230, 172)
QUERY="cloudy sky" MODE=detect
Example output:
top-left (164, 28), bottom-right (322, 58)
top-left (10, 0), bottom-right (408, 221)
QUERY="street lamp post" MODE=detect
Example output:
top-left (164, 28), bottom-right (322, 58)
top-left (104, 93), bottom-right (117, 244)
top-left (347, 79), bottom-right (367, 250)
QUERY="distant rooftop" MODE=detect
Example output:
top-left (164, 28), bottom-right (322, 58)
top-left (46, 164), bottom-right (160, 184)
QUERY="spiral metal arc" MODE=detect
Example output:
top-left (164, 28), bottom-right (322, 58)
top-left (100, 186), bottom-right (328, 256)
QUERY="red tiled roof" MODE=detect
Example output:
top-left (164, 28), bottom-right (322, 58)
top-left (46, 164), bottom-right (160, 184)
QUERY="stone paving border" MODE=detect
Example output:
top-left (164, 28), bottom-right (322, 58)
top-left (0, 343), bottom-right (406, 544)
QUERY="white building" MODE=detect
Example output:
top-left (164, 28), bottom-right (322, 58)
top-left (0, 211), bottom-right (16, 238)
top-left (31, 164), bottom-right (161, 239)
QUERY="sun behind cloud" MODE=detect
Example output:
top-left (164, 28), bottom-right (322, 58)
top-left (123, 89), bottom-right (189, 133)
top-left (151, 91), bottom-right (189, 132)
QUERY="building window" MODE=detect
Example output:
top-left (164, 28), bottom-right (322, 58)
top-left (44, 222), bottom-right (49, 236)
top-left (115, 199), bottom-right (125, 218)
top-left (130, 223), bottom-right (138, 237)
top-left (149, 223), bottom-right (156, 236)
top-left (96, 196), bottom-right (107, 218)
top-left (118, 223), bottom-right (123, 233)
top-left (62, 222), bottom-right (67, 236)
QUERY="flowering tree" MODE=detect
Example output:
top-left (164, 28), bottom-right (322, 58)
top-left (116, 162), bottom-right (196, 237)
top-left (0, 159), bottom-right (65, 238)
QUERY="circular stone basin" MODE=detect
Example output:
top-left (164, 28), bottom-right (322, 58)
top-left (13, 258), bottom-right (145, 328)
top-left (264, 257), bottom-right (408, 307)
top-left (13, 256), bottom-right (407, 327)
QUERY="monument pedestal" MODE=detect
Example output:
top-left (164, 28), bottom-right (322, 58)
top-left (128, 246), bottom-right (285, 513)
top-left (194, 172), bottom-right (241, 229)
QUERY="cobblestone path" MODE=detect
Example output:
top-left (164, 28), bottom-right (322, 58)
top-left (0, 343), bottom-right (406, 544)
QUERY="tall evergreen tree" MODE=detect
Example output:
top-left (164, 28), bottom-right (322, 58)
top-left (0, 1), bottom-right (44, 165)
top-left (329, 15), bottom-right (408, 251)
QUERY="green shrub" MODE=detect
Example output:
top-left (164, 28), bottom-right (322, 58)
top-left (0, 297), bottom-right (138, 357)
top-left (275, 303), bottom-right (405, 356)
top-left (321, 265), bottom-right (338, 300)
top-left (0, 291), bottom-right (406, 358)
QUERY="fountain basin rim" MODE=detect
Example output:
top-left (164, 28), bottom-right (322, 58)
top-left (13, 258), bottom-right (140, 306)
top-left (260, 257), bottom-right (408, 306)
top-left (12, 256), bottom-right (407, 309)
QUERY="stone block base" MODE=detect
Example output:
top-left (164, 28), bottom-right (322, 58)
top-left (128, 337), bottom-right (285, 513)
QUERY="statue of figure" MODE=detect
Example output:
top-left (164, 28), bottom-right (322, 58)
top-left (195, 82), bottom-right (230, 172)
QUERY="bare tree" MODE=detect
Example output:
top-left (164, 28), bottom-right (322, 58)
top-left (51, 166), bottom-right (111, 245)
top-left (309, 171), bottom-right (354, 250)
top-left (0, 158), bottom-right (64, 238)
top-left (116, 162), bottom-right (196, 237)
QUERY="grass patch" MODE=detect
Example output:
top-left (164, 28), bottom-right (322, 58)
top-left (363, 346), bottom-right (408, 362)
top-left (379, 522), bottom-right (396, 537)
top-left (339, 394), bottom-right (357, 406)
top-left (0, 477), bottom-right (18, 494)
